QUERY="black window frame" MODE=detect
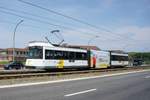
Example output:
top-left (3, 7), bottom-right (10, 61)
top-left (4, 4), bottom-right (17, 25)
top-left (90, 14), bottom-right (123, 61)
top-left (45, 50), bottom-right (54, 59)
top-left (28, 46), bottom-right (43, 59)
top-left (111, 55), bottom-right (128, 61)
top-left (45, 49), bottom-right (87, 60)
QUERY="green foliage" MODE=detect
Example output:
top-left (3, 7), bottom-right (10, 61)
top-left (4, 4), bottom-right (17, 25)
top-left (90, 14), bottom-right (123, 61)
top-left (128, 52), bottom-right (150, 64)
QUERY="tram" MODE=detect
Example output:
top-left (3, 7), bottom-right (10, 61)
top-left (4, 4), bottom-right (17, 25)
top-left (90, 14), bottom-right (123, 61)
top-left (25, 41), bottom-right (128, 69)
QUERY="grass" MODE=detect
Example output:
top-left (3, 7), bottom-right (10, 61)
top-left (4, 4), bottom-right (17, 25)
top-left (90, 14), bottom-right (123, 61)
top-left (0, 61), bottom-right (9, 65)
top-left (0, 61), bottom-right (26, 65)
top-left (144, 61), bottom-right (150, 64)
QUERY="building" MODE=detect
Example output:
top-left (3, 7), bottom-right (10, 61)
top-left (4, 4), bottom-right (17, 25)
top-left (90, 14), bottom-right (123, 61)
top-left (0, 49), bottom-right (7, 61)
top-left (0, 48), bottom-right (28, 62)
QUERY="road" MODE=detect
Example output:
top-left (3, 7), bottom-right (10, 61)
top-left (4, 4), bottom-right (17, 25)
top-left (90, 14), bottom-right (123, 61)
top-left (0, 70), bottom-right (150, 100)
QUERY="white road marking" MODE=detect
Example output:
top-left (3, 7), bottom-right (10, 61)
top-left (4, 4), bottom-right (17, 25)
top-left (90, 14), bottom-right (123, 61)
top-left (145, 75), bottom-right (150, 78)
top-left (0, 69), bottom-right (150, 89)
top-left (64, 89), bottom-right (97, 97)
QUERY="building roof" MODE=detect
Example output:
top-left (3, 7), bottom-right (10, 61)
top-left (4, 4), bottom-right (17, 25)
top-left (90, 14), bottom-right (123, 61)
top-left (62, 45), bottom-right (100, 50)
top-left (0, 49), bottom-right (4, 51)
top-left (6, 48), bottom-right (28, 51)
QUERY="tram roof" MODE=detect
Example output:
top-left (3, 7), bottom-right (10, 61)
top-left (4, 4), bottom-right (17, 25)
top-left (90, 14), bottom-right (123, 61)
top-left (28, 41), bottom-right (54, 47)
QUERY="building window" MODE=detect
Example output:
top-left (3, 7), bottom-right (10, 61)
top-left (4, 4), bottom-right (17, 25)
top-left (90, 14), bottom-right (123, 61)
top-left (16, 51), bottom-right (19, 55)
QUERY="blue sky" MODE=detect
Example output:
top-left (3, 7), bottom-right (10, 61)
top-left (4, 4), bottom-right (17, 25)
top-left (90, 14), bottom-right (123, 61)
top-left (0, 0), bottom-right (150, 52)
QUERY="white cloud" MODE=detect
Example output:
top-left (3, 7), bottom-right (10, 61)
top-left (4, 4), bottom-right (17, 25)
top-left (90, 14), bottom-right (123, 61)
top-left (107, 25), bottom-right (150, 51)
top-left (115, 26), bottom-right (150, 41)
top-left (61, 25), bottom-right (150, 52)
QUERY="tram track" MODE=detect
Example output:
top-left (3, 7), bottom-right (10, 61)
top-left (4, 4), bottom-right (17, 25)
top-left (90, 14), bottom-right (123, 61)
top-left (0, 66), bottom-right (150, 80)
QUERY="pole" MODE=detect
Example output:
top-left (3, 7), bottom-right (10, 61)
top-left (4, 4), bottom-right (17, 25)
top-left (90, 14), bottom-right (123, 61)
top-left (13, 20), bottom-right (24, 62)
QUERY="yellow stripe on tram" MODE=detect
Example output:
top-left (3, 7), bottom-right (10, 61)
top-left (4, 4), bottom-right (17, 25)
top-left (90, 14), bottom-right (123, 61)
top-left (57, 60), bottom-right (64, 68)
top-left (99, 63), bottom-right (109, 68)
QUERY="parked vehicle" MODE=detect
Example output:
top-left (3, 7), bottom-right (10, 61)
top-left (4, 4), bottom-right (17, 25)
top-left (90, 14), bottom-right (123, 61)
top-left (132, 59), bottom-right (143, 66)
top-left (4, 62), bottom-right (24, 70)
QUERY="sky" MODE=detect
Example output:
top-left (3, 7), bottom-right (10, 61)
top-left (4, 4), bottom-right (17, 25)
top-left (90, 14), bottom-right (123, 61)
top-left (0, 0), bottom-right (150, 52)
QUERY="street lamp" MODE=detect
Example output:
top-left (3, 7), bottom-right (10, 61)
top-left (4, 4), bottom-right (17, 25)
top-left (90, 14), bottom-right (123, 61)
top-left (13, 20), bottom-right (24, 62)
top-left (88, 35), bottom-right (99, 46)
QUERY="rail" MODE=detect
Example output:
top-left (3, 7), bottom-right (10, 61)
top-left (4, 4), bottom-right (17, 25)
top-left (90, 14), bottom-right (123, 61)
top-left (0, 66), bottom-right (150, 80)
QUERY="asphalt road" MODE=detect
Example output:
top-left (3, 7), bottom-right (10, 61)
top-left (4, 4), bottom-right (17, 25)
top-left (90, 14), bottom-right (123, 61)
top-left (0, 71), bottom-right (150, 100)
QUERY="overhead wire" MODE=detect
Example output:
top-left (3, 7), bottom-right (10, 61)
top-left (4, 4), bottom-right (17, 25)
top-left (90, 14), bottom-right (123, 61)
top-left (0, 6), bottom-right (111, 40)
top-left (0, 14), bottom-right (102, 38)
top-left (1, 1), bottom-right (138, 44)
top-left (0, 8), bottom-right (116, 41)
top-left (0, 9), bottom-right (139, 46)
top-left (0, 19), bottom-right (51, 30)
top-left (0, 6), bottom-right (78, 28)
top-left (4, 6), bottom-right (130, 42)
top-left (0, 10), bottom-right (80, 32)
top-left (0, 0), bottom-right (146, 50)
top-left (18, 0), bottom-right (130, 40)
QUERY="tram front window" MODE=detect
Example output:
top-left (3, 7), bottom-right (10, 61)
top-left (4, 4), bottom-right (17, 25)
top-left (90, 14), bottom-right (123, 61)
top-left (28, 46), bottom-right (43, 59)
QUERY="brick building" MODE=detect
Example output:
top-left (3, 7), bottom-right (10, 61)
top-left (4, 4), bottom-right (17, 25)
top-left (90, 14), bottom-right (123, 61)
top-left (0, 49), bottom-right (7, 61)
top-left (0, 48), bottom-right (28, 62)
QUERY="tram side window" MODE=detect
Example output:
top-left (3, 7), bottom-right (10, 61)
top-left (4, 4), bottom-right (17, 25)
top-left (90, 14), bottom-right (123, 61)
top-left (54, 50), bottom-right (63, 59)
top-left (69, 52), bottom-right (75, 60)
top-left (82, 53), bottom-right (87, 60)
top-left (45, 50), bottom-right (68, 59)
top-left (45, 50), bottom-right (87, 60)
top-left (111, 55), bottom-right (128, 61)
top-left (63, 51), bottom-right (69, 59)
top-left (76, 52), bottom-right (87, 60)
top-left (119, 56), bottom-right (128, 61)
top-left (28, 46), bottom-right (43, 59)
top-left (122, 56), bottom-right (128, 61)
top-left (45, 50), bottom-right (54, 59)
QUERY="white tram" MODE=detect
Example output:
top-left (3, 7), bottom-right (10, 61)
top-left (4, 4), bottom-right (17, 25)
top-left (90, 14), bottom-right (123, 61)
top-left (25, 41), bottom-right (129, 69)
top-left (25, 41), bottom-right (88, 69)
